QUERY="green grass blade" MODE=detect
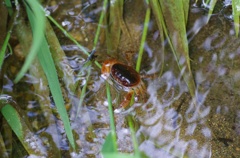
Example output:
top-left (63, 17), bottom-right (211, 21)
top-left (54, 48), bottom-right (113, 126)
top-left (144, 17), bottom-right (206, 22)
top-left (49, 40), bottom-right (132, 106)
top-left (14, 0), bottom-right (45, 83)
top-left (158, 0), bottom-right (196, 97)
top-left (4, 0), bottom-right (13, 16)
top-left (9, 1), bottom-right (75, 148)
top-left (150, 0), bottom-right (165, 76)
top-left (0, 133), bottom-right (8, 157)
top-left (101, 132), bottom-right (116, 154)
top-left (103, 153), bottom-right (137, 158)
top-left (206, 0), bottom-right (217, 22)
top-left (232, 0), bottom-right (240, 36)
top-left (105, 0), bottom-right (122, 53)
top-left (46, 15), bottom-right (89, 56)
top-left (37, 37), bottom-right (75, 150)
top-left (136, 0), bottom-right (150, 72)
top-left (93, 0), bottom-right (108, 51)
top-left (75, 62), bottom-right (92, 119)
top-left (0, 32), bottom-right (10, 69)
top-left (127, 116), bottom-right (140, 157)
top-left (1, 105), bottom-right (23, 140)
top-left (182, 0), bottom-right (190, 24)
top-left (4, 0), bottom-right (12, 7)
top-left (1, 104), bottom-right (46, 156)
top-left (101, 132), bottom-right (139, 158)
top-left (105, 83), bottom-right (117, 151)
top-left (0, 7), bottom-right (17, 69)
top-left (46, 15), bottom-right (102, 69)
top-left (133, 1), bottom-right (150, 137)
top-left (0, 0), bottom-right (11, 69)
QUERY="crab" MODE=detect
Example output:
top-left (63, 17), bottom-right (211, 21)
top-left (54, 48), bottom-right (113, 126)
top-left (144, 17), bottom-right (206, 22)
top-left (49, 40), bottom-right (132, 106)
top-left (101, 59), bottom-right (146, 109)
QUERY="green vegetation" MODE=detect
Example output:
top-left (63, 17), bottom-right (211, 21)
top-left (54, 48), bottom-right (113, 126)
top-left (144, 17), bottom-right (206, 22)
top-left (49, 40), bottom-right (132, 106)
top-left (0, 0), bottom-right (239, 157)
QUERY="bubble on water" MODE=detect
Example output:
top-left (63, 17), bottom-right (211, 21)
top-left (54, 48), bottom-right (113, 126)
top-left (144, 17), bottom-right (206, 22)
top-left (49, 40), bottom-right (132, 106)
top-left (103, 100), bottom-right (108, 106)
top-left (144, 42), bottom-right (153, 58)
top-left (185, 123), bottom-right (197, 135)
top-left (212, 53), bottom-right (217, 62)
top-left (195, 70), bottom-right (207, 84)
top-left (68, 11), bottom-right (75, 16)
top-left (62, 20), bottom-right (71, 27)
top-left (229, 29), bottom-right (235, 35)
top-left (217, 66), bottom-right (227, 76)
top-left (223, 0), bottom-right (232, 7)
top-left (195, 89), bottom-right (210, 105)
top-left (201, 127), bottom-right (212, 138)
top-left (45, 9), bottom-right (51, 16)
top-left (229, 52), bottom-right (235, 59)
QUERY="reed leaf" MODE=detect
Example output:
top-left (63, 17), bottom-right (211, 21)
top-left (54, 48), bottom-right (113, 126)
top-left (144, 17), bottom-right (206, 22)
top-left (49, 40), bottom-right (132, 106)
top-left (44, 20), bottom-right (76, 93)
top-left (11, 0), bottom-right (75, 150)
top-left (158, 0), bottom-right (196, 97)
top-left (37, 37), bottom-right (76, 150)
top-left (232, 0), bottom-right (240, 36)
top-left (182, 0), bottom-right (190, 24)
top-left (206, 0), bottom-right (217, 22)
top-left (0, 32), bottom-right (9, 70)
top-left (136, 0), bottom-right (150, 72)
top-left (127, 116), bottom-right (140, 157)
top-left (75, 62), bottom-right (92, 119)
top-left (105, 0), bottom-right (123, 53)
top-left (101, 127), bottom-right (139, 158)
top-left (0, 0), bottom-right (9, 69)
top-left (1, 104), bottom-right (46, 156)
top-left (105, 83), bottom-right (117, 150)
top-left (97, 0), bottom-right (118, 153)
top-left (46, 15), bottom-right (102, 69)
top-left (14, 0), bottom-right (45, 83)
top-left (0, 133), bottom-right (8, 157)
top-left (149, 0), bottom-right (165, 75)
top-left (4, 0), bottom-right (13, 16)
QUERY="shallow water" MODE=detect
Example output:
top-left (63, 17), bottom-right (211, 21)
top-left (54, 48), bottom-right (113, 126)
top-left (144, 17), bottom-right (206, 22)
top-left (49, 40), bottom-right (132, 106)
top-left (1, 0), bottom-right (240, 158)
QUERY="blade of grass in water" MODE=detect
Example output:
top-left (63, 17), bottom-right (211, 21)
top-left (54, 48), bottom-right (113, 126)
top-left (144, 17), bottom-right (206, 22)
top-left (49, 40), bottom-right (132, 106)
top-left (47, 0), bottom-right (107, 68)
top-left (97, 0), bottom-right (119, 152)
top-left (46, 15), bottom-right (89, 56)
top-left (232, 0), bottom-right (240, 36)
top-left (4, 0), bottom-right (13, 15)
top-left (149, 0), bottom-right (165, 76)
top-left (157, 0), bottom-right (196, 98)
top-left (206, 0), bottom-right (217, 22)
top-left (102, 83), bottom-right (141, 158)
top-left (46, 15), bottom-right (102, 69)
top-left (1, 104), bottom-right (46, 156)
top-left (17, 0), bottom-right (75, 150)
top-left (14, 0), bottom-right (45, 83)
top-left (130, 1), bottom-right (150, 156)
top-left (37, 37), bottom-right (76, 150)
top-left (93, 0), bottom-right (108, 51)
top-left (0, 8), bottom-right (17, 69)
top-left (105, 0), bottom-right (122, 53)
top-left (74, 0), bottom-right (107, 123)
top-left (182, 0), bottom-right (190, 24)
top-left (136, 0), bottom-right (150, 72)
top-left (0, 133), bottom-right (7, 157)
top-left (0, 32), bottom-right (10, 69)
top-left (127, 116), bottom-right (140, 157)
top-left (106, 83), bottom-right (117, 151)
top-left (75, 61), bottom-right (92, 119)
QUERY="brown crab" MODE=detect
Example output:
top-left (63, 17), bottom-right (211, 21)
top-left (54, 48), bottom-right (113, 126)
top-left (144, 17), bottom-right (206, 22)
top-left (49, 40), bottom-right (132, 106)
top-left (101, 59), bottom-right (146, 109)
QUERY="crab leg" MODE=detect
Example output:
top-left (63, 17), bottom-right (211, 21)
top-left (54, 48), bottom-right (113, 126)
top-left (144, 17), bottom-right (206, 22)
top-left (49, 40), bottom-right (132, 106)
top-left (120, 91), bottom-right (134, 108)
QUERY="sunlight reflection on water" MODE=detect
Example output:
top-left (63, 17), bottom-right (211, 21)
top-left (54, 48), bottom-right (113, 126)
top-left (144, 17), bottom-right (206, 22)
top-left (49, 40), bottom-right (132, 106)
top-left (132, 70), bottom-right (213, 157)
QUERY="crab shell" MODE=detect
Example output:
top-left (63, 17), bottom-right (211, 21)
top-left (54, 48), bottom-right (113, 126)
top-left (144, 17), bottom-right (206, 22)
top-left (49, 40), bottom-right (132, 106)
top-left (101, 59), bottom-right (145, 94)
